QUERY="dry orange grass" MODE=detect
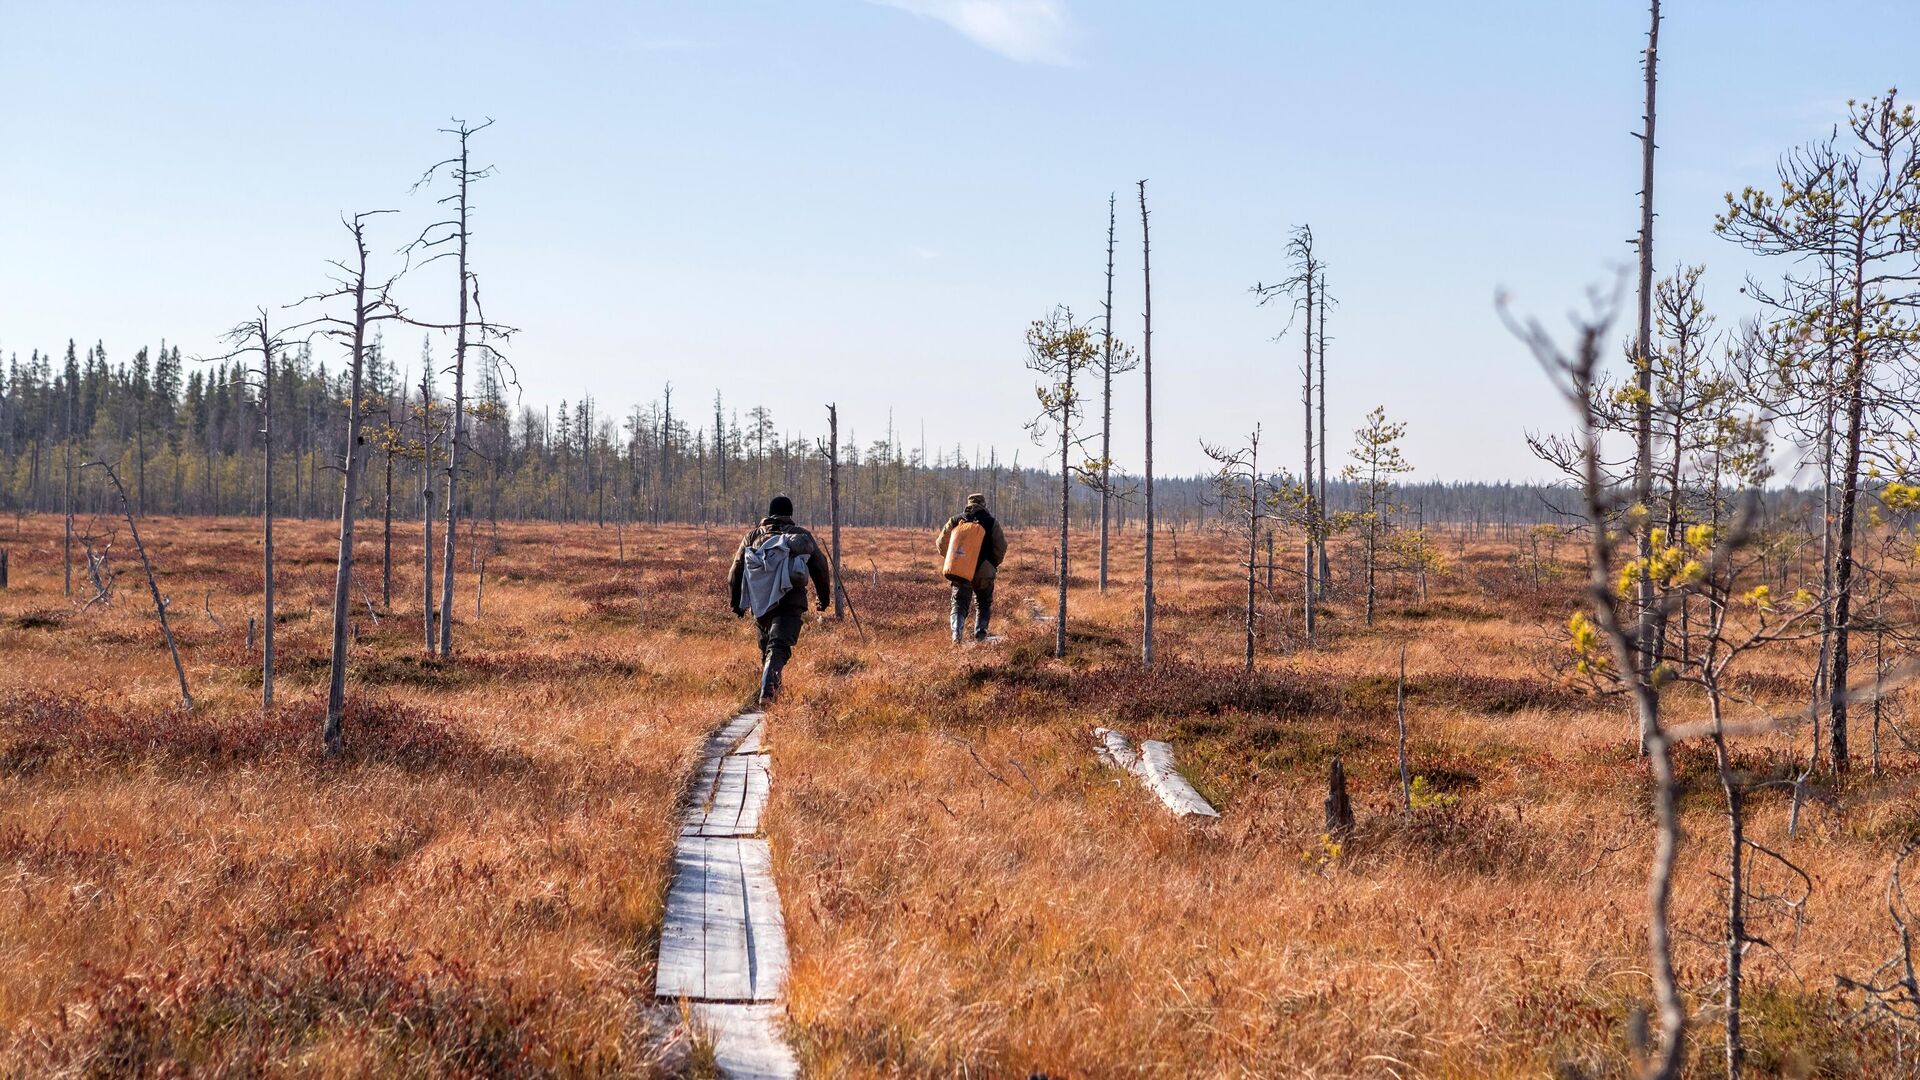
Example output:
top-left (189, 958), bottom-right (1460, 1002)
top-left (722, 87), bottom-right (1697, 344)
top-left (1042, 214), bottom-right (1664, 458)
top-left (767, 525), bottom-right (1914, 1078)
top-left (0, 513), bottom-right (760, 1076)
top-left (0, 512), bottom-right (1913, 1077)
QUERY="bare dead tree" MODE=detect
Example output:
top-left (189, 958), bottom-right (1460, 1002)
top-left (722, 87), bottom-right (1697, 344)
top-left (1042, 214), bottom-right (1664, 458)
top-left (1254, 224), bottom-right (1324, 644)
top-left (1096, 193), bottom-right (1139, 593)
top-left (819, 403), bottom-right (845, 618)
top-left (1139, 179), bottom-right (1157, 666)
top-left (413, 117), bottom-right (513, 658)
top-left (289, 211), bottom-right (414, 755)
top-left (84, 461), bottom-right (190, 710)
top-left (63, 365), bottom-right (74, 598)
top-left (416, 365), bottom-right (439, 654)
top-left (1316, 266), bottom-right (1332, 596)
top-left (1396, 645), bottom-right (1412, 817)
top-left (1630, 0), bottom-right (1664, 747)
top-left (204, 309), bottom-right (302, 708)
top-left (76, 528), bottom-right (113, 610)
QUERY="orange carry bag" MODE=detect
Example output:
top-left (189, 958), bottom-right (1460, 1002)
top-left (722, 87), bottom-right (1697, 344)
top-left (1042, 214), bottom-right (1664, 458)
top-left (943, 520), bottom-right (986, 584)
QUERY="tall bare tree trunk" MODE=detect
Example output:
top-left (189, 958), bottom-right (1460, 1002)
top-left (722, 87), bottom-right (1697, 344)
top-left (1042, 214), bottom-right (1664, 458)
top-left (324, 219), bottom-right (380, 756)
top-left (1055, 365), bottom-right (1071, 660)
top-left (1244, 433), bottom-right (1259, 671)
top-left (1631, 0), bottom-right (1662, 756)
top-left (1709, 693), bottom-right (1748, 1079)
top-left (1138, 180), bottom-right (1155, 666)
top-left (437, 129), bottom-right (476, 658)
top-left (382, 446), bottom-right (394, 610)
top-left (1828, 321), bottom-right (1868, 772)
top-left (1303, 268), bottom-right (1317, 644)
top-left (1316, 273), bottom-right (1330, 595)
top-left (1099, 193), bottom-right (1117, 593)
top-left (827, 403), bottom-right (844, 619)
top-left (63, 376), bottom-right (73, 597)
top-left (258, 324), bottom-right (276, 708)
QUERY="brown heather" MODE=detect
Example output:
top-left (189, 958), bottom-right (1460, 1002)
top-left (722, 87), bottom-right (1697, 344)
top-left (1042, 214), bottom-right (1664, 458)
top-left (0, 514), bottom-right (1910, 1076)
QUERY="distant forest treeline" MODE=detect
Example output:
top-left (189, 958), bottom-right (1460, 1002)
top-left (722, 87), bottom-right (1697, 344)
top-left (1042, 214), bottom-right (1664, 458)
top-left (0, 334), bottom-right (1736, 534)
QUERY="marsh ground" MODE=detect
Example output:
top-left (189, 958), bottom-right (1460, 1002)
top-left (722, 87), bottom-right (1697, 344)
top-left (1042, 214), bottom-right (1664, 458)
top-left (0, 512), bottom-right (1910, 1077)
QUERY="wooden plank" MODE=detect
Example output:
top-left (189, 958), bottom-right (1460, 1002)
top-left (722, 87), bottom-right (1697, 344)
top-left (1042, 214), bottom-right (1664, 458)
top-left (655, 836), bottom-right (714, 1000)
top-left (684, 755), bottom-right (772, 838)
top-left (1138, 740), bottom-right (1221, 818)
top-left (705, 711), bottom-right (764, 757)
top-left (657, 711), bottom-right (791, 1030)
top-left (738, 838), bottom-right (789, 995)
top-left (690, 1003), bottom-right (799, 1079)
top-left (700, 837), bottom-right (755, 1001)
top-left (733, 718), bottom-right (766, 755)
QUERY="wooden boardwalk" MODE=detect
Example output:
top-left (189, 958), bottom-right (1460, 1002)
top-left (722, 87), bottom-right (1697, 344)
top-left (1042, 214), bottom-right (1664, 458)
top-left (656, 711), bottom-right (798, 1077)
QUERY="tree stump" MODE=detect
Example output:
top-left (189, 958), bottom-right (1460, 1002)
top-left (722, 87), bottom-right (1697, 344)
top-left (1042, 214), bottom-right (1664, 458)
top-left (1324, 755), bottom-right (1354, 839)
top-left (247, 616), bottom-right (257, 652)
top-left (0, 547), bottom-right (8, 589)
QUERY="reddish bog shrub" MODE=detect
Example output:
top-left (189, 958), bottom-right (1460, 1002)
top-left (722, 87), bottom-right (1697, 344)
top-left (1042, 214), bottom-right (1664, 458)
top-left (32, 936), bottom-right (562, 1077)
top-left (0, 691), bottom-right (529, 776)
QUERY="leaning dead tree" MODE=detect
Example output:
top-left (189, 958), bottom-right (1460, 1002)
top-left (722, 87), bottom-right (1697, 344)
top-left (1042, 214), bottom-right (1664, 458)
top-left (413, 117), bottom-right (513, 658)
top-left (83, 461), bottom-right (190, 711)
top-left (292, 211), bottom-right (415, 755)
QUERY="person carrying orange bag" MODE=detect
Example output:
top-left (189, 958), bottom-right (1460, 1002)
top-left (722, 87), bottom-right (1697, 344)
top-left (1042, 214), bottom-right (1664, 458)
top-left (935, 493), bottom-right (1008, 644)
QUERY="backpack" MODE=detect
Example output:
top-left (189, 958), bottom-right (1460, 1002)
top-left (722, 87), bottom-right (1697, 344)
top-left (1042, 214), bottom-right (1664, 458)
top-left (743, 531), bottom-right (812, 618)
top-left (943, 519), bottom-right (987, 584)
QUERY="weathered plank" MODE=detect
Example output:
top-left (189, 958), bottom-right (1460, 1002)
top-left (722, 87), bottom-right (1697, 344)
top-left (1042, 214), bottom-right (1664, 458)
top-left (657, 708), bottom-right (794, 1043)
top-left (1093, 726), bottom-right (1140, 771)
top-left (733, 721), bottom-right (766, 755)
top-left (1093, 727), bottom-right (1219, 818)
top-left (1137, 739), bottom-right (1221, 818)
top-left (655, 836), bottom-right (789, 1002)
top-left (705, 711), bottom-right (764, 757)
top-left (685, 754), bottom-right (772, 838)
top-left (690, 1004), bottom-right (799, 1079)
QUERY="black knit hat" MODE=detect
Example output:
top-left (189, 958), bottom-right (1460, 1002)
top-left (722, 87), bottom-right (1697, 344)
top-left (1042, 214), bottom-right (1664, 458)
top-left (769, 495), bottom-right (794, 517)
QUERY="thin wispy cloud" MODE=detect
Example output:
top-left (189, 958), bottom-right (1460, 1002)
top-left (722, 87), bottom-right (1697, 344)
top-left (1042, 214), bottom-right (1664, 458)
top-left (869, 0), bottom-right (1074, 65)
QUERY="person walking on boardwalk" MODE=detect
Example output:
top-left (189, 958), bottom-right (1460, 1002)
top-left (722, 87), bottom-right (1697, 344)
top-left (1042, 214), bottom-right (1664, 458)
top-left (729, 495), bottom-right (832, 703)
top-left (937, 493), bottom-right (1008, 644)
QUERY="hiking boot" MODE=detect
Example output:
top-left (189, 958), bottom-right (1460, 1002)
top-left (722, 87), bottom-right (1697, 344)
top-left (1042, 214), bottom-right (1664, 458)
top-left (759, 652), bottom-right (786, 704)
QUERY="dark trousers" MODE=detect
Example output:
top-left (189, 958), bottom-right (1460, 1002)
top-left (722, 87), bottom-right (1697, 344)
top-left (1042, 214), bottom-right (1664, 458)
top-left (950, 577), bottom-right (995, 640)
top-left (756, 610), bottom-right (804, 697)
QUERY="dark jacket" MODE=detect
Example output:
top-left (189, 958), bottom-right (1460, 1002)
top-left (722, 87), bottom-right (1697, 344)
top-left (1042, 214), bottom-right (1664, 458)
top-left (936, 508), bottom-right (1008, 586)
top-left (729, 515), bottom-right (832, 616)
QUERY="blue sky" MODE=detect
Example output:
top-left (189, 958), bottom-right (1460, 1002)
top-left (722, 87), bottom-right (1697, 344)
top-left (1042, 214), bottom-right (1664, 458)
top-left (3, 1), bottom-right (1915, 479)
